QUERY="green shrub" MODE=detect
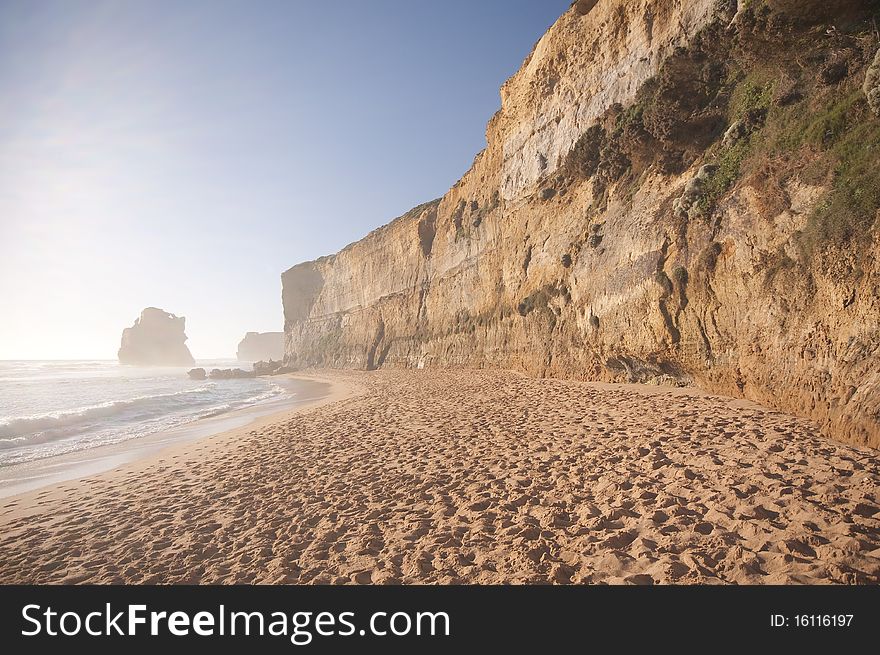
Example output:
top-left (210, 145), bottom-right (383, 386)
top-left (697, 139), bottom-right (752, 213)
top-left (801, 112), bottom-right (880, 253)
top-left (672, 266), bottom-right (689, 286)
top-left (730, 77), bottom-right (774, 120)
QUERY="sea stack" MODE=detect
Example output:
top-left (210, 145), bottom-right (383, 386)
top-left (118, 307), bottom-right (195, 367)
top-left (236, 331), bottom-right (283, 362)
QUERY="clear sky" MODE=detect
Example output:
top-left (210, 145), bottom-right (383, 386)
top-left (0, 0), bottom-right (570, 360)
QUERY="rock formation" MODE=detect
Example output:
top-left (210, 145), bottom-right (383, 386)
top-left (208, 368), bottom-right (256, 380)
top-left (253, 360), bottom-right (284, 376)
top-left (281, 1), bottom-right (880, 448)
top-left (236, 332), bottom-right (284, 362)
top-left (188, 368), bottom-right (207, 380)
top-left (118, 308), bottom-right (195, 367)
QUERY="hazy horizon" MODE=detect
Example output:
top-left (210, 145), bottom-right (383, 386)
top-left (0, 0), bottom-right (569, 359)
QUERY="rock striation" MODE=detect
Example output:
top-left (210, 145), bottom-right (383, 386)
top-left (282, 1), bottom-right (880, 448)
top-left (118, 308), bottom-right (195, 367)
top-left (236, 332), bottom-right (284, 362)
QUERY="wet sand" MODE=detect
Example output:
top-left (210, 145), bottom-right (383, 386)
top-left (0, 369), bottom-right (878, 584)
top-left (0, 377), bottom-right (332, 499)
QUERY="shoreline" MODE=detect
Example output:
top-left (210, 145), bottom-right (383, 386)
top-left (0, 373), bottom-right (358, 501)
top-left (0, 368), bottom-right (877, 584)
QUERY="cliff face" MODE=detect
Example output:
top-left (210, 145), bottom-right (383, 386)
top-left (118, 307), bottom-right (195, 367)
top-left (236, 332), bottom-right (284, 362)
top-left (282, 0), bottom-right (880, 449)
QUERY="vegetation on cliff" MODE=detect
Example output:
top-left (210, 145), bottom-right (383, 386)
top-left (282, 1), bottom-right (880, 447)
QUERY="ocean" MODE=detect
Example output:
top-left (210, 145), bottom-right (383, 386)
top-left (0, 360), bottom-right (290, 468)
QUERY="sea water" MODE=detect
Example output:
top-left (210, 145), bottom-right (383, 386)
top-left (0, 360), bottom-right (288, 467)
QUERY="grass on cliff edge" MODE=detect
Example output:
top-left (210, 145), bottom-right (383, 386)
top-left (699, 62), bottom-right (880, 258)
top-left (751, 86), bottom-right (880, 256)
top-left (696, 74), bottom-right (774, 215)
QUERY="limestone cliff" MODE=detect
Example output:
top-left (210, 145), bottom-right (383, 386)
top-left (282, 0), bottom-right (880, 449)
top-left (236, 332), bottom-right (284, 362)
top-left (118, 308), bottom-right (195, 367)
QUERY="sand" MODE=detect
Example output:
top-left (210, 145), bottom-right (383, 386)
top-left (0, 377), bottom-right (332, 499)
top-left (0, 369), bottom-right (878, 584)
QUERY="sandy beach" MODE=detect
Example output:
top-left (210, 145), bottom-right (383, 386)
top-left (0, 369), bottom-right (878, 584)
top-left (0, 376), bottom-right (330, 499)
top-left (0, 376), bottom-right (332, 499)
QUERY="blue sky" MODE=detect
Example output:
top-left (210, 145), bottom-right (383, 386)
top-left (0, 0), bottom-right (570, 359)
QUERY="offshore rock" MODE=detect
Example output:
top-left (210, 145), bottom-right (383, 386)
top-left (208, 368), bottom-right (256, 380)
top-left (118, 308), bottom-right (195, 367)
top-left (187, 368), bottom-right (207, 380)
top-left (253, 360), bottom-right (284, 376)
top-left (236, 332), bottom-right (284, 362)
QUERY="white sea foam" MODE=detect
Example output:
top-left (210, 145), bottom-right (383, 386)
top-left (0, 361), bottom-right (289, 466)
top-left (0, 385), bottom-right (217, 441)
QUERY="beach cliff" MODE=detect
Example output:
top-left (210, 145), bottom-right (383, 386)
top-left (281, 0), bottom-right (880, 448)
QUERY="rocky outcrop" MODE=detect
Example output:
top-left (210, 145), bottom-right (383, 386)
top-left (236, 332), bottom-right (284, 362)
top-left (208, 368), bottom-right (255, 380)
top-left (118, 308), bottom-right (195, 367)
top-left (187, 368), bottom-right (207, 380)
top-left (253, 360), bottom-right (284, 376)
top-left (281, 1), bottom-right (880, 448)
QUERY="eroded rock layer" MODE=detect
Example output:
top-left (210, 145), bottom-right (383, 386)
top-left (282, 0), bottom-right (880, 448)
